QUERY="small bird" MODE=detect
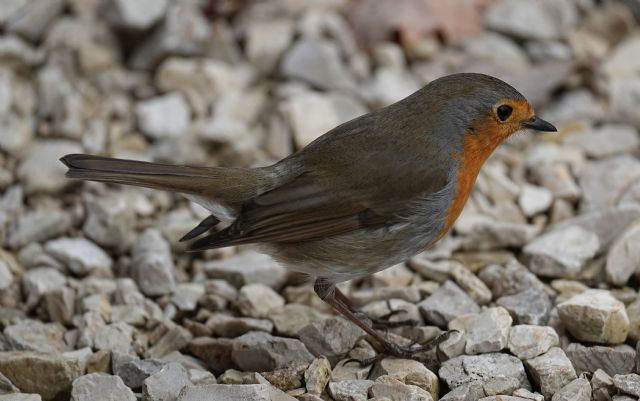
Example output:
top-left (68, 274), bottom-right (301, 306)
top-left (61, 73), bottom-right (556, 359)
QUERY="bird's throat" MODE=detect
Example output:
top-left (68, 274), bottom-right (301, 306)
top-left (440, 124), bottom-right (506, 237)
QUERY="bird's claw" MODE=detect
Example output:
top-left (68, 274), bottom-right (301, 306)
top-left (345, 330), bottom-right (458, 366)
top-left (367, 308), bottom-right (419, 330)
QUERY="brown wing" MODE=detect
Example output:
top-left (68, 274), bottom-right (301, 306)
top-left (188, 173), bottom-right (390, 251)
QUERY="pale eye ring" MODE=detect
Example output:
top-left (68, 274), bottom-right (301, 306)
top-left (497, 105), bottom-right (513, 121)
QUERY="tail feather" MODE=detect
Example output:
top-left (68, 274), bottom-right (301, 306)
top-left (60, 154), bottom-right (268, 204)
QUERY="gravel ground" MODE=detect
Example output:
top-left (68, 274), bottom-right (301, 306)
top-left (1, 0), bottom-right (640, 400)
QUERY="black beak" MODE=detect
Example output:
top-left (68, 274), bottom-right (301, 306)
top-left (521, 116), bottom-right (557, 132)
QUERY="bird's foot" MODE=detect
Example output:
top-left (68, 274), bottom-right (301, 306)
top-left (356, 302), bottom-right (419, 330)
top-left (347, 330), bottom-right (456, 366)
top-left (368, 309), bottom-right (419, 330)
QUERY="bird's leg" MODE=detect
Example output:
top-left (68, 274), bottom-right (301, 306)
top-left (314, 279), bottom-right (452, 363)
top-left (333, 287), bottom-right (418, 329)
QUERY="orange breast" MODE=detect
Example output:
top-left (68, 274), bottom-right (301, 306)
top-left (434, 121), bottom-right (508, 242)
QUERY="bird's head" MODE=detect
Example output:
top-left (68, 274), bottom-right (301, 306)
top-left (410, 73), bottom-right (557, 161)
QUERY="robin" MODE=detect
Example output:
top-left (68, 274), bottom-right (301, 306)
top-left (61, 73), bottom-right (556, 359)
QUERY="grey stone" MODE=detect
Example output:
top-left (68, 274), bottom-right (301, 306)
top-left (627, 297), bottom-right (640, 342)
top-left (440, 383), bottom-right (486, 401)
top-left (246, 18), bottom-right (294, 73)
top-left (131, 229), bottom-right (176, 297)
top-left (188, 337), bottom-right (236, 373)
top-left (147, 326), bottom-right (193, 359)
top-left (0, 35), bottom-right (42, 68)
top-left (0, 0), bottom-right (29, 24)
top-left (606, 220), bottom-right (640, 286)
top-left (368, 305), bottom-right (427, 343)
top-left (610, 78), bottom-right (640, 129)
top-left (281, 38), bottom-right (354, 91)
top-left (496, 288), bottom-right (552, 325)
top-left (135, 92), bottom-right (190, 139)
top-left (455, 214), bottom-right (542, 251)
top-left (541, 89), bottom-right (606, 124)
top-left (418, 281), bottom-right (480, 327)
top-left (171, 283), bottom-right (204, 313)
top-left (565, 124), bottom-right (639, 159)
top-left (0, 116), bottom-right (34, 157)
top-left (565, 343), bottom-right (635, 376)
top-left (603, 34), bottom-right (640, 79)
top-left (45, 237), bottom-right (112, 276)
top-left (130, 3), bottom-right (210, 70)
top-left (101, 0), bottom-right (168, 30)
top-left (328, 380), bottom-right (374, 401)
top-left (485, 0), bottom-right (576, 40)
top-left (160, 351), bottom-right (207, 372)
top-left (43, 287), bottom-right (75, 324)
top-left (4, 320), bottom-right (65, 353)
top-left (552, 205), bottom-right (640, 250)
top-left (523, 225), bottom-right (600, 278)
top-left (17, 140), bottom-right (82, 194)
top-left (281, 90), bottom-right (366, 148)
top-left (298, 317), bottom-right (365, 364)
top-left (512, 389), bottom-right (544, 401)
top-left (231, 332), bottom-right (314, 372)
top-left (524, 348), bottom-right (577, 399)
top-left (439, 353), bottom-right (530, 392)
top-left (262, 363), bottom-right (309, 391)
top-left (94, 322), bottom-right (135, 354)
top-left (450, 263), bottom-right (492, 305)
top-left (83, 192), bottom-right (136, 251)
top-left (369, 375), bottom-right (433, 401)
top-left (613, 374), bottom-right (640, 397)
top-left (557, 289), bottom-right (629, 344)
top-left (203, 251), bottom-right (288, 290)
top-left (176, 383), bottom-right (297, 401)
top-left (465, 307), bottom-right (512, 355)
top-left (206, 313), bottom-right (273, 338)
top-left (0, 256), bottom-right (13, 292)
top-left (6, 0), bottom-right (64, 42)
top-left (365, 67), bottom-right (421, 108)
top-left (188, 369), bottom-right (216, 385)
top-left (236, 283), bottom-right (285, 319)
top-left (71, 373), bottom-right (135, 401)
top-left (268, 304), bottom-right (330, 337)
top-left (351, 285), bottom-right (421, 305)
top-left (479, 260), bottom-right (546, 299)
top-left (0, 370), bottom-right (19, 394)
top-left (519, 184), bottom-right (554, 217)
top-left (217, 369), bottom-right (269, 385)
top-left (8, 209), bottom-right (71, 249)
top-left (534, 163), bottom-right (581, 201)
top-left (437, 329), bottom-right (466, 361)
top-left (115, 358), bottom-right (164, 389)
top-left (22, 267), bottom-right (66, 307)
top-left (0, 394), bottom-right (42, 401)
top-left (156, 58), bottom-right (253, 114)
top-left (143, 362), bottom-right (192, 401)
top-left (370, 358), bottom-right (438, 400)
top-left (591, 368), bottom-right (614, 395)
top-left (507, 325), bottom-right (559, 360)
top-left (612, 396), bottom-right (636, 401)
top-left (0, 352), bottom-right (81, 401)
top-left (63, 348), bottom-right (98, 373)
top-left (579, 155), bottom-right (640, 211)
top-left (462, 32), bottom-right (528, 67)
top-left (304, 357), bottom-right (331, 395)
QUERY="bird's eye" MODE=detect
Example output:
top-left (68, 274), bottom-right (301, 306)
top-left (496, 105), bottom-right (513, 121)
